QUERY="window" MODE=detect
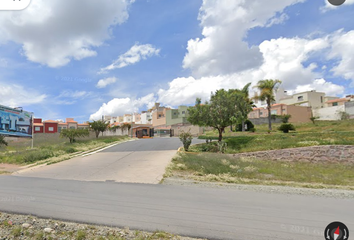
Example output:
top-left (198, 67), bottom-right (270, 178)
top-left (35, 127), bottom-right (41, 131)
top-left (58, 127), bottom-right (62, 133)
top-left (333, 102), bottom-right (338, 106)
top-left (159, 114), bottom-right (161, 118)
top-left (321, 96), bottom-right (323, 103)
top-left (260, 112), bottom-right (263, 116)
top-left (70, 126), bottom-right (75, 129)
top-left (182, 111), bottom-right (185, 114)
top-left (271, 110), bottom-right (277, 115)
top-left (48, 127), bottom-right (54, 132)
top-left (297, 96), bottom-right (304, 101)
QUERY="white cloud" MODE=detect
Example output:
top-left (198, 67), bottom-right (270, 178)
top-left (157, 34), bottom-right (346, 107)
top-left (90, 93), bottom-right (156, 120)
top-left (0, 0), bottom-right (133, 67)
top-left (96, 77), bottom-right (117, 88)
top-left (0, 84), bottom-right (47, 107)
top-left (182, 0), bottom-right (305, 77)
top-left (55, 90), bottom-right (93, 105)
top-left (291, 78), bottom-right (345, 96)
top-left (328, 30), bottom-right (354, 81)
top-left (99, 44), bottom-right (160, 73)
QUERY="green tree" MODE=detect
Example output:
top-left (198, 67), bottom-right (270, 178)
top-left (229, 83), bottom-right (254, 132)
top-left (60, 129), bottom-right (89, 143)
top-left (188, 89), bottom-right (237, 142)
top-left (253, 79), bottom-right (282, 131)
top-left (121, 123), bottom-right (132, 135)
top-left (0, 135), bottom-right (8, 147)
top-left (89, 120), bottom-right (110, 138)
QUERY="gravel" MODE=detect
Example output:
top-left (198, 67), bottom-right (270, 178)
top-left (162, 177), bottom-right (354, 199)
top-left (0, 212), bottom-right (205, 240)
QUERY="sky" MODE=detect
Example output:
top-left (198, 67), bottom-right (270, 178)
top-left (0, 0), bottom-right (353, 122)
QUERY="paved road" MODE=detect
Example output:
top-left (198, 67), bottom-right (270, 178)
top-left (13, 138), bottom-right (203, 184)
top-left (0, 176), bottom-right (353, 240)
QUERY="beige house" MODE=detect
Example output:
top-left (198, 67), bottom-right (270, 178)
top-left (325, 95), bottom-right (354, 107)
top-left (278, 90), bottom-right (338, 109)
top-left (248, 104), bottom-right (312, 123)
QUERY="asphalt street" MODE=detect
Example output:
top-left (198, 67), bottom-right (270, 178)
top-left (2, 137), bottom-right (353, 239)
top-left (0, 176), bottom-right (352, 240)
top-left (13, 138), bottom-right (204, 184)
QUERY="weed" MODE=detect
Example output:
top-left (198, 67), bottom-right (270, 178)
top-left (76, 230), bottom-right (87, 240)
top-left (12, 226), bottom-right (21, 237)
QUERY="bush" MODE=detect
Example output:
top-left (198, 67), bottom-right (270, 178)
top-left (278, 123), bottom-right (296, 133)
top-left (179, 130), bottom-right (193, 152)
top-left (280, 114), bottom-right (291, 123)
top-left (236, 120), bottom-right (254, 132)
top-left (22, 149), bottom-right (54, 163)
top-left (0, 135), bottom-right (8, 147)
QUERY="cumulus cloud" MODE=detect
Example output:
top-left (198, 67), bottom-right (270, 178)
top-left (182, 0), bottom-right (305, 77)
top-left (291, 78), bottom-right (345, 96)
top-left (328, 30), bottom-right (354, 81)
top-left (96, 77), bottom-right (117, 88)
top-left (157, 33), bottom-right (346, 106)
top-left (0, 0), bottom-right (133, 67)
top-left (0, 84), bottom-right (47, 107)
top-left (99, 44), bottom-right (160, 73)
top-left (90, 93), bottom-right (156, 120)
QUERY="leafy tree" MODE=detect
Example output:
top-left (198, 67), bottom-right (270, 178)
top-left (179, 130), bottom-right (193, 151)
top-left (188, 89), bottom-right (237, 142)
top-left (0, 135), bottom-right (8, 147)
top-left (60, 129), bottom-right (89, 143)
top-left (229, 83), bottom-right (254, 132)
top-left (280, 114), bottom-right (291, 123)
top-left (89, 120), bottom-right (110, 138)
top-left (253, 79), bottom-right (282, 131)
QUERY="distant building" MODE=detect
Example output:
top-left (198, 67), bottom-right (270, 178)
top-left (34, 118), bottom-right (89, 134)
top-left (166, 106), bottom-right (189, 126)
top-left (123, 114), bottom-right (132, 123)
top-left (248, 104), bottom-right (313, 124)
top-left (140, 111), bottom-right (152, 124)
top-left (325, 95), bottom-right (354, 107)
top-left (278, 90), bottom-right (338, 109)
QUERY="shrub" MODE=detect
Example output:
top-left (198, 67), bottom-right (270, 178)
top-left (22, 149), bottom-right (54, 163)
top-left (249, 128), bottom-right (256, 133)
top-left (60, 129), bottom-right (89, 143)
top-left (179, 130), bottom-right (193, 152)
top-left (0, 135), bottom-right (8, 147)
top-left (236, 120), bottom-right (254, 132)
top-left (280, 114), bottom-right (291, 123)
top-left (278, 123), bottom-right (296, 133)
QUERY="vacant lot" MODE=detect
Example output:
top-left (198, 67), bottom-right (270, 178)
top-left (166, 120), bottom-right (354, 189)
top-left (0, 136), bottom-right (129, 166)
top-left (165, 153), bottom-right (354, 189)
top-left (191, 120), bottom-right (354, 154)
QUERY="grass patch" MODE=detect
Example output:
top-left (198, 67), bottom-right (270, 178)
top-left (167, 153), bottom-right (354, 189)
top-left (0, 136), bottom-right (129, 165)
top-left (195, 120), bottom-right (354, 154)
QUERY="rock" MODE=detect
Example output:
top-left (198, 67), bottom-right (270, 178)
top-left (22, 223), bottom-right (31, 228)
top-left (44, 227), bottom-right (54, 233)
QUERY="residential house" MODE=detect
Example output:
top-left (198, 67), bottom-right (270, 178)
top-left (166, 106), bottom-right (189, 126)
top-left (34, 118), bottom-right (89, 134)
top-left (248, 104), bottom-right (312, 124)
top-left (325, 95), bottom-right (354, 107)
top-left (123, 114), bottom-right (132, 123)
top-left (151, 103), bottom-right (170, 127)
top-left (140, 111), bottom-right (152, 124)
top-left (279, 90), bottom-right (338, 109)
top-left (132, 113), bottom-right (141, 124)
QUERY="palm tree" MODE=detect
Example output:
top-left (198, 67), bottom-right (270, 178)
top-left (254, 79), bottom-right (282, 131)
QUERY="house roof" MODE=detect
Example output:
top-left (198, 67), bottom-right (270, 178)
top-left (58, 123), bottom-right (67, 125)
top-left (67, 120), bottom-right (78, 123)
top-left (43, 120), bottom-right (58, 123)
top-left (78, 123), bottom-right (89, 126)
top-left (33, 123), bottom-right (43, 126)
top-left (326, 98), bottom-right (350, 104)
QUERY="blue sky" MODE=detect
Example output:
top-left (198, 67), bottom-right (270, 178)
top-left (0, 0), bottom-right (353, 122)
